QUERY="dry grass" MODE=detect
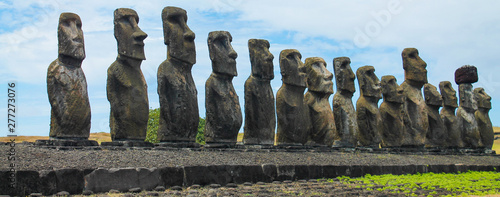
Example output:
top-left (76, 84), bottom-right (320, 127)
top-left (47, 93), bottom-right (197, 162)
top-left (0, 132), bottom-right (111, 144)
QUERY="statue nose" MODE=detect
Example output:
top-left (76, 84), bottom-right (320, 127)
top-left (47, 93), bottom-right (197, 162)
top-left (184, 31), bottom-right (195, 41)
top-left (133, 29), bottom-right (148, 42)
top-left (228, 50), bottom-right (238, 59)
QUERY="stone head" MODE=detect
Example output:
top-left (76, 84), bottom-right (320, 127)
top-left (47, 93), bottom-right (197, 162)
top-left (114, 8), bottom-right (148, 60)
top-left (162, 6), bottom-right (196, 64)
top-left (249, 39), bottom-right (274, 80)
top-left (208, 31), bottom-right (237, 76)
top-left (424, 83), bottom-right (443, 107)
top-left (357, 66), bottom-right (381, 99)
top-left (279, 49), bottom-right (306, 87)
top-left (474, 87), bottom-right (491, 109)
top-left (305, 57), bottom-right (333, 94)
top-left (402, 48), bottom-right (427, 87)
top-left (439, 81), bottom-right (458, 108)
top-left (381, 75), bottom-right (403, 104)
top-left (333, 57), bottom-right (355, 94)
top-left (459, 83), bottom-right (476, 110)
top-left (58, 12), bottom-right (85, 61)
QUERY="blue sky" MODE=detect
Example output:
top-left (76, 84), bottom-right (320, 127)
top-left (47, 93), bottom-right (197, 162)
top-left (1, 0), bottom-right (500, 137)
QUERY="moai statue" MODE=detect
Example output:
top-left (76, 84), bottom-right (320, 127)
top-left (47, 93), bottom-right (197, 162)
top-left (400, 48), bottom-right (428, 147)
top-left (276, 49), bottom-right (311, 146)
top-left (157, 7), bottom-right (199, 143)
top-left (47, 13), bottom-right (90, 139)
top-left (204, 31), bottom-right (242, 144)
top-left (107, 8), bottom-right (149, 141)
top-left (356, 66), bottom-right (382, 148)
top-left (243, 39), bottom-right (276, 145)
top-left (304, 57), bottom-right (336, 146)
top-left (474, 87), bottom-right (494, 149)
top-left (423, 83), bottom-right (447, 148)
top-left (439, 81), bottom-right (463, 148)
top-left (379, 75), bottom-right (404, 148)
top-left (332, 57), bottom-right (357, 147)
top-left (455, 65), bottom-right (482, 148)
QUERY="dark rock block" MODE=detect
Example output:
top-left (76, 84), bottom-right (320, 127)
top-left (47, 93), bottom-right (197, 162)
top-left (184, 165), bottom-right (230, 186)
top-left (84, 168), bottom-right (138, 193)
top-left (350, 165), bottom-right (364, 177)
top-left (261, 164), bottom-right (277, 182)
top-left (294, 165), bottom-right (309, 180)
top-left (455, 65), bottom-right (478, 84)
top-left (38, 170), bottom-right (57, 195)
top-left (276, 165), bottom-right (296, 181)
top-left (137, 168), bottom-right (161, 191)
top-left (308, 165), bottom-right (323, 179)
top-left (159, 167), bottom-right (184, 187)
top-left (0, 170), bottom-right (16, 195)
top-left (16, 171), bottom-right (40, 196)
top-left (55, 169), bottom-right (84, 194)
top-left (226, 165), bottom-right (267, 184)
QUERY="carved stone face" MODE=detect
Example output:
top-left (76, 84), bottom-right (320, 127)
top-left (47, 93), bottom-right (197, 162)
top-left (459, 83), bottom-right (476, 110)
top-left (439, 81), bottom-right (458, 108)
top-left (114, 8), bottom-right (147, 60)
top-left (424, 83), bottom-right (443, 107)
top-left (208, 31), bottom-right (237, 76)
top-left (402, 48), bottom-right (427, 87)
top-left (162, 6), bottom-right (196, 64)
top-left (279, 49), bottom-right (306, 87)
top-left (381, 75), bottom-right (403, 104)
top-left (305, 57), bottom-right (333, 94)
top-left (474, 87), bottom-right (492, 109)
top-left (357, 66), bottom-right (381, 99)
top-left (58, 13), bottom-right (85, 61)
top-left (333, 57), bottom-right (355, 94)
top-left (249, 39), bottom-right (274, 80)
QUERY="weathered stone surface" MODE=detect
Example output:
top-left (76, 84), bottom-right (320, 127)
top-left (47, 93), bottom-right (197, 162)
top-left (455, 65), bottom-right (478, 84)
top-left (47, 13), bottom-right (90, 139)
top-left (304, 57), bottom-right (336, 146)
top-left (332, 57), bottom-right (357, 147)
top-left (401, 48), bottom-right (428, 147)
top-left (380, 75), bottom-right (404, 147)
top-left (355, 66), bottom-right (382, 148)
top-left (158, 7), bottom-right (198, 142)
top-left (276, 49), bottom-right (310, 146)
top-left (474, 87), bottom-right (494, 149)
top-left (159, 167), bottom-right (184, 187)
top-left (439, 81), bottom-right (462, 148)
top-left (244, 39), bottom-right (276, 145)
top-left (16, 171), bottom-right (40, 196)
top-left (107, 8), bottom-right (149, 141)
top-left (39, 170), bottom-right (57, 195)
top-left (204, 31), bottom-right (242, 144)
top-left (84, 167), bottom-right (160, 193)
top-left (457, 83), bottom-right (482, 148)
top-left (55, 169), bottom-right (84, 194)
top-left (424, 83), bottom-right (447, 148)
top-left (184, 165), bottom-right (231, 186)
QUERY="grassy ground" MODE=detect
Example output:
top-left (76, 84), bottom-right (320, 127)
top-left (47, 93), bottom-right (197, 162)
top-left (3, 128), bottom-right (500, 154)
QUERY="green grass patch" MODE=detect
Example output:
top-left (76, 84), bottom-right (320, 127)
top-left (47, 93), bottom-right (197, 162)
top-left (329, 170), bottom-right (500, 196)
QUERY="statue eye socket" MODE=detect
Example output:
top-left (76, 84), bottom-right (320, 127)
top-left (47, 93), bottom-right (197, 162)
top-left (287, 55), bottom-right (294, 59)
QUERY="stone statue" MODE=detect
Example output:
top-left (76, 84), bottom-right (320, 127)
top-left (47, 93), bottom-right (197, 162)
top-left (47, 13), bottom-right (90, 139)
top-left (304, 57), bottom-right (336, 146)
top-left (379, 75), bottom-right (404, 148)
top-left (455, 65), bottom-right (482, 148)
top-left (204, 31), bottom-right (242, 144)
top-left (332, 57), bottom-right (357, 147)
top-left (400, 48), bottom-right (428, 147)
top-left (355, 66), bottom-right (382, 148)
top-left (276, 49), bottom-right (311, 146)
top-left (423, 83), bottom-right (447, 148)
top-left (107, 8), bottom-right (149, 141)
top-left (474, 87), bottom-right (494, 149)
top-left (243, 39), bottom-right (276, 145)
top-left (157, 7), bottom-right (199, 143)
top-left (439, 81), bottom-right (462, 148)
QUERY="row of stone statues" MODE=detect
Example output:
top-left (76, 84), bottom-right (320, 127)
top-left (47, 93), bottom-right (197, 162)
top-left (47, 7), bottom-right (494, 150)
